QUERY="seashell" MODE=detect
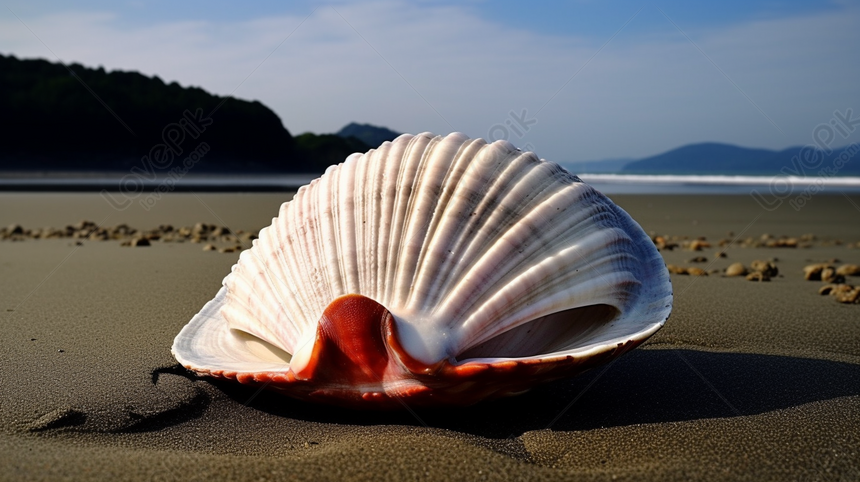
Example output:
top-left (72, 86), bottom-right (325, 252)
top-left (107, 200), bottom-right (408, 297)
top-left (171, 132), bottom-right (673, 408)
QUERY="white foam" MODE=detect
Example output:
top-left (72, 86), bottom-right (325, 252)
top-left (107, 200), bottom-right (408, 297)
top-left (576, 174), bottom-right (860, 187)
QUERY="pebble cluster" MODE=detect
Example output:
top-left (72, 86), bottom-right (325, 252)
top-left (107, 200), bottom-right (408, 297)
top-left (806, 263), bottom-right (860, 304)
top-left (665, 258), bottom-right (779, 280)
top-left (3, 221), bottom-right (859, 304)
top-left (651, 232), bottom-right (860, 305)
top-left (0, 220), bottom-right (258, 254)
top-left (651, 232), bottom-right (840, 252)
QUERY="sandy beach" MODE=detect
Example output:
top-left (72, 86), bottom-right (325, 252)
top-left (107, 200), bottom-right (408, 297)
top-left (1, 192), bottom-right (859, 481)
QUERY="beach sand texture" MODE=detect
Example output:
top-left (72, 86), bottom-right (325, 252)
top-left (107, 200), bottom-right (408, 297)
top-left (1, 193), bottom-right (859, 481)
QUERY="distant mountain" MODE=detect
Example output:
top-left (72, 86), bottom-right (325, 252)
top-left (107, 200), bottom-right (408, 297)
top-left (294, 133), bottom-right (371, 172)
top-left (0, 54), bottom-right (315, 172)
top-left (336, 123), bottom-right (400, 148)
top-left (560, 158), bottom-right (632, 175)
top-left (621, 142), bottom-right (860, 175)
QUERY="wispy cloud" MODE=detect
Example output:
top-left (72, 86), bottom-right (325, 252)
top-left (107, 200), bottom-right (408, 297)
top-left (1, 1), bottom-right (858, 161)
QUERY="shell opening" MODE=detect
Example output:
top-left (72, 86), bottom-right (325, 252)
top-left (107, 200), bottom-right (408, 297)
top-left (455, 304), bottom-right (620, 360)
top-left (229, 329), bottom-right (293, 364)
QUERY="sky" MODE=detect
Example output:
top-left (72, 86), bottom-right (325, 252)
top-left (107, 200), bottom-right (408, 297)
top-left (2, 0), bottom-right (859, 162)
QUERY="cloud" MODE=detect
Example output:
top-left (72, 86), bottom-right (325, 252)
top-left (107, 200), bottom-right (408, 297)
top-left (2, 1), bottom-right (859, 161)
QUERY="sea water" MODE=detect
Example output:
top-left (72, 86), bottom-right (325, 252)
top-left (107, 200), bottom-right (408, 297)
top-left (3, 173), bottom-right (860, 195)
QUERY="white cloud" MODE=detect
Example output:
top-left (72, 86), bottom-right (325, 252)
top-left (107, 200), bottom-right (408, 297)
top-left (2, 1), bottom-right (858, 161)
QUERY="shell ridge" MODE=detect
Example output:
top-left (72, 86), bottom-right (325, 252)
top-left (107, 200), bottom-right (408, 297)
top-left (353, 149), bottom-right (371, 296)
top-left (336, 157), bottom-right (361, 295)
top-left (221, 269), bottom-right (294, 352)
top-left (434, 181), bottom-right (598, 325)
top-left (371, 141), bottom-right (402, 298)
top-left (257, 203), bottom-right (309, 342)
top-left (222, 249), bottom-right (277, 342)
top-left (452, 229), bottom-right (639, 353)
top-left (299, 178), bottom-right (330, 319)
top-left (421, 150), bottom-right (534, 306)
top-left (252, 224), bottom-right (308, 350)
top-left (393, 133), bottom-right (451, 307)
top-left (383, 133), bottom-right (430, 304)
top-left (429, 153), bottom-right (564, 305)
top-left (405, 134), bottom-right (478, 311)
top-left (318, 163), bottom-right (345, 298)
top-left (474, 197), bottom-right (624, 306)
top-left (411, 137), bottom-right (517, 312)
top-left (283, 195), bottom-right (317, 327)
top-left (406, 137), bottom-right (474, 307)
top-left (368, 148), bottom-right (390, 298)
top-left (226, 205), bottom-right (309, 351)
top-left (376, 135), bottom-right (413, 301)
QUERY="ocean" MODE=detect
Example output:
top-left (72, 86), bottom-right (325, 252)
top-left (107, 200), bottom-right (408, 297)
top-left (3, 173), bottom-right (860, 195)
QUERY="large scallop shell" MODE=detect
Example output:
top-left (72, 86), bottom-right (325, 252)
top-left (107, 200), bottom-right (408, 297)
top-left (172, 132), bottom-right (672, 408)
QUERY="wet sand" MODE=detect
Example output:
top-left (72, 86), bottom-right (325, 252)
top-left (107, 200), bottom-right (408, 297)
top-left (1, 192), bottom-right (859, 481)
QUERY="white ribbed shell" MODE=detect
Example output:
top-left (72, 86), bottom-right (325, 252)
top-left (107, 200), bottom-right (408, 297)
top-left (173, 132), bottom-right (672, 376)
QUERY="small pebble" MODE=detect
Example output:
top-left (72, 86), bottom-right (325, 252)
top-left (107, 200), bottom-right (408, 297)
top-left (746, 272), bottom-right (770, 282)
top-left (820, 267), bottom-right (845, 284)
top-left (688, 240), bottom-right (711, 251)
top-left (751, 260), bottom-right (779, 277)
top-left (129, 238), bottom-right (150, 247)
top-left (836, 264), bottom-right (860, 277)
top-left (834, 286), bottom-right (860, 304)
top-left (803, 264), bottom-right (830, 281)
top-left (819, 284), bottom-right (838, 295)
top-left (725, 262), bottom-right (747, 277)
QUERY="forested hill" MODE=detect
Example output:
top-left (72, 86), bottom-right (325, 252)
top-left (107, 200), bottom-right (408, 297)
top-left (0, 54), bottom-right (311, 172)
top-left (336, 122), bottom-right (400, 147)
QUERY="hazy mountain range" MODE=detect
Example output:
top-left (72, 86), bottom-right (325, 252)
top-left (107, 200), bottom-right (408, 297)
top-left (2, 54), bottom-right (857, 177)
top-left (616, 142), bottom-right (859, 176)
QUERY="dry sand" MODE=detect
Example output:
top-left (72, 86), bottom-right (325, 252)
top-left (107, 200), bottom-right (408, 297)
top-left (1, 192), bottom-right (859, 481)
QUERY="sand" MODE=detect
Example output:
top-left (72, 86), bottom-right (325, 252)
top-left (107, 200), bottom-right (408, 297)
top-left (1, 192), bottom-right (859, 481)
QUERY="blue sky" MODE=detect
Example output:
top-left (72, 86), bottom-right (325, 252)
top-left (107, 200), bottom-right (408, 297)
top-left (2, 0), bottom-right (858, 162)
